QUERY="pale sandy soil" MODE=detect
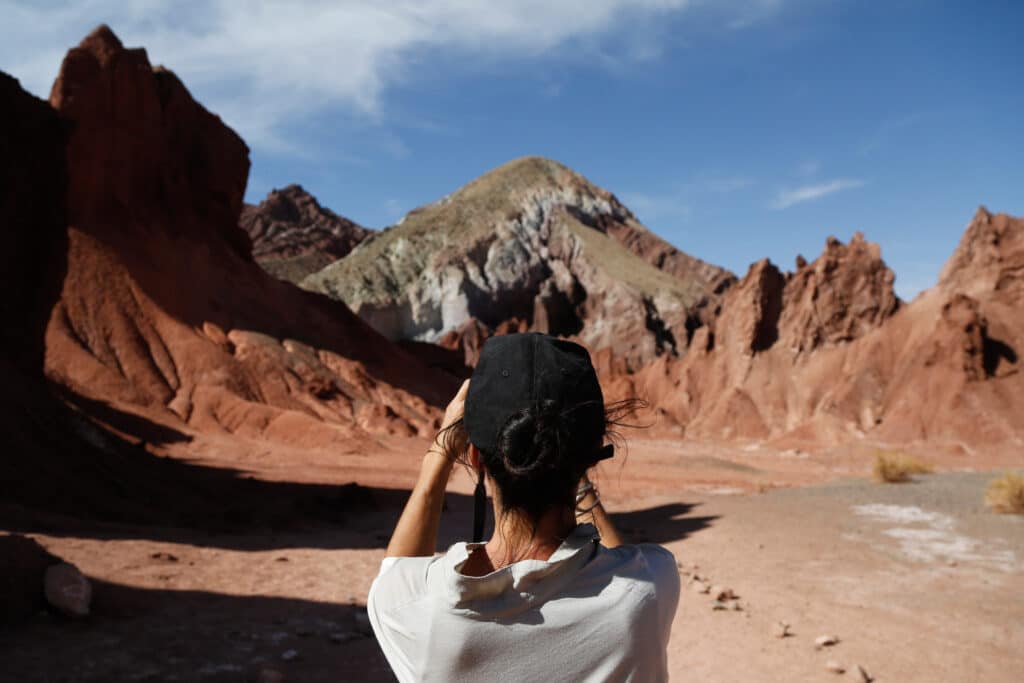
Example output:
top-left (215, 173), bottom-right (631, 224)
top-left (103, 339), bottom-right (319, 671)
top-left (2, 436), bottom-right (1022, 682)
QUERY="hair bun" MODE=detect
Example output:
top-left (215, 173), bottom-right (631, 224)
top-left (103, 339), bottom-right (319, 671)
top-left (497, 400), bottom-right (566, 478)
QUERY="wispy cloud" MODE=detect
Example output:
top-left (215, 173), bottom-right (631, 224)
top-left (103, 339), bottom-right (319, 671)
top-left (0, 1), bottom-right (682, 151)
top-left (621, 174), bottom-right (753, 223)
top-left (770, 179), bottom-right (865, 210)
top-left (620, 191), bottom-right (692, 222)
top-left (685, 176), bottom-right (754, 194)
top-left (726, 0), bottom-right (784, 30)
top-left (858, 113), bottom-right (927, 156)
top-left (0, 1), bottom-right (788, 155)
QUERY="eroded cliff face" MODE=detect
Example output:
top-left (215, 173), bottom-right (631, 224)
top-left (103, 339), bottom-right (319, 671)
top-left (778, 232), bottom-right (900, 353)
top-left (41, 26), bottom-right (454, 449)
top-left (302, 156), bottom-right (734, 369)
top-left (240, 184), bottom-right (373, 283)
top-left (618, 216), bottom-right (1023, 447)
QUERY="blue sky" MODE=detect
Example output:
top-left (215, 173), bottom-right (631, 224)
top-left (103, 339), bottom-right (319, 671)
top-left (3, 1), bottom-right (1022, 298)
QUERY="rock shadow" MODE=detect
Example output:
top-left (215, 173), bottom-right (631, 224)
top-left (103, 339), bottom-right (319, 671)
top-left (611, 502), bottom-right (718, 545)
top-left (983, 336), bottom-right (1018, 377)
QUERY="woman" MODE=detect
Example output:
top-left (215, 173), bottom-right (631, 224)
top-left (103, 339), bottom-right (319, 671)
top-left (368, 333), bottom-right (680, 682)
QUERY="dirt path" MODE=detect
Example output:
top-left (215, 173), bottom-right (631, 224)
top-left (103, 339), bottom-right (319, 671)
top-left (2, 441), bottom-right (1021, 682)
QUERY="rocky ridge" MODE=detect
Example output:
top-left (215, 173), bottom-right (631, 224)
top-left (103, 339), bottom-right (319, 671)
top-left (621, 210), bottom-right (1022, 446)
top-left (302, 156), bottom-right (734, 369)
top-left (1, 26), bottom-right (455, 521)
top-left (240, 184), bottom-right (372, 283)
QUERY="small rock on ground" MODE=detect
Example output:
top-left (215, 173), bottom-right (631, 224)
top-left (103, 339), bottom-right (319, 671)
top-left (772, 621), bottom-right (791, 638)
top-left (815, 634), bottom-right (840, 649)
top-left (712, 586), bottom-right (736, 602)
top-left (44, 563), bottom-right (92, 617)
top-left (825, 660), bottom-right (846, 674)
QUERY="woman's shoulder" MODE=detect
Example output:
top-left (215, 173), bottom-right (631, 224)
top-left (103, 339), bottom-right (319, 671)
top-left (596, 542), bottom-right (680, 593)
top-left (368, 553), bottom-right (443, 614)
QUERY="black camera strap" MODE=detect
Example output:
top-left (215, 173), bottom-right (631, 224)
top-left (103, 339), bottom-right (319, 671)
top-left (472, 467), bottom-right (486, 543)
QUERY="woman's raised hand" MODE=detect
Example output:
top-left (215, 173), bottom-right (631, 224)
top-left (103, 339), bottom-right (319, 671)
top-left (440, 379), bottom-right (470, 431)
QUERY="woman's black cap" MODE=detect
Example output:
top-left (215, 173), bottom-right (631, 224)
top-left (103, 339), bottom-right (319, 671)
top-left (464, 333), bottom-right (605, 456)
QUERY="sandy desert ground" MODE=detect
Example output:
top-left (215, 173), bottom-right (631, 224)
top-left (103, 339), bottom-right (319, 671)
top-left (3, 435), bottom-right (1022, 682)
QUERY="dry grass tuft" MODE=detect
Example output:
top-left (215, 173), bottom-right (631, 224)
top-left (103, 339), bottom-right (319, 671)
top-left (985, 471), bottom-right (1024, 514)
top-left (872, 451), bottom-right (934, 483)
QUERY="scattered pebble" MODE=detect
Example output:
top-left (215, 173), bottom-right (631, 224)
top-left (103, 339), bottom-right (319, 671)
top-left (690, 581), bottom-right (711, 594)
top-left (275, 557), bottom-right (289, 563)
top-left (772, 621), bottom-right (791, 638)
top-left (280, 649), bottom-right (299, 662)
top-left (712, 603), bottom-right (728, 611)
top-left (150, 552), bottom-right (179, 562)
top-left (856, 664), bottom-right (873, 682)
top-left (825, 660), bottom-right (845, 674)
top-left (712, 586), bottom-right (736, 602)
top-left (815, 634), bottom-right (840, 649)
top-left (731, 601), bottom-right (744, 612)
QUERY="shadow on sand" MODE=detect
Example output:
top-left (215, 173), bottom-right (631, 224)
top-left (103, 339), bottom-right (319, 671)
top-left (1, 574), bottom-right (395, 683)
top-left (611, 502), bottom-right (718, 545)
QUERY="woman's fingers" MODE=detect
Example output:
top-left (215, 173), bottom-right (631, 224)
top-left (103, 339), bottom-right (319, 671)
top-left (441, 379), bottom-right (470, 429)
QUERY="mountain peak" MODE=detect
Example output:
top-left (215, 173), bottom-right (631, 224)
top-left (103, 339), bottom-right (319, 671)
top-left (939, 207), bottom-right (1024, 298)
top-left (79, 25), bottom-right (124, 65)
top-left (303, 156), bottom-right (734, 367)
top-left (241, 186), bottom-right (372, 284)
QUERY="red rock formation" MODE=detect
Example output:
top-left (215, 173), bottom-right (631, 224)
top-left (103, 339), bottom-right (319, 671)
top-left (715, 259), bottom-right (786, 356)
top-left (1, 28), bottom-right (457, 525)
top-left (939, 207), bottom-right (1024, 298)
top-left (42, 26), bottom-right (452, 447)
top-left (608, 221), bottom-right (1023, 448)
top-left (779, 232), bottom-right (900, 352)
top-left (240, 184), bottom-right (372, 283)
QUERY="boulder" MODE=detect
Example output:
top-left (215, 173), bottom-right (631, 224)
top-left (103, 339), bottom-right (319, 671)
top-left (44, 562), bottom-right (92, 617)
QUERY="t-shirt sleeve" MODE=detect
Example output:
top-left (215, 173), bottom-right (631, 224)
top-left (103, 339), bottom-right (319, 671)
top-left (366, 556), bottom-right (434, 683)
top-left (640, 544), bottom-right (681, 640)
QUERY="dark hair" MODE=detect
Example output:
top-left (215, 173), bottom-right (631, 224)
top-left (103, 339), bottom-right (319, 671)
top-left (440, 398), bottom-right (646, 524)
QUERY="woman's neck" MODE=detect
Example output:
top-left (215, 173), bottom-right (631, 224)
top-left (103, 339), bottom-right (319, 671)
top-left (461, 505), bottom-right (576, 577)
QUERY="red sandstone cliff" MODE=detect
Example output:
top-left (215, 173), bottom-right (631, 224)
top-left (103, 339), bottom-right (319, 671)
top-left (620, 215), bottom-right (1022, 447)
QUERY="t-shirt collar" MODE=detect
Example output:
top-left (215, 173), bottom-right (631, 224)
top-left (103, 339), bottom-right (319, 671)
top-left (439, 523), bottom-right (601, 615)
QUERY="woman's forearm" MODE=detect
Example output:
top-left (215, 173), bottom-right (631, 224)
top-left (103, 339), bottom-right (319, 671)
top-left (385, 448), bottom-right (453, 557)
top-left (385, 380), bottom-right (468, 557)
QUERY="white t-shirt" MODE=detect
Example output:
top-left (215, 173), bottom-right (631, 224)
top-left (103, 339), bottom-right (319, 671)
top-left (367, 524), bottom-right (680, 682)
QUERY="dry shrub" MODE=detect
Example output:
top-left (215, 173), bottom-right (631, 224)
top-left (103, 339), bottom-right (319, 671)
top-left (872, 451), bottom-right (934, 483)
top-left (985, 471), bottom-right (1024, 514)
